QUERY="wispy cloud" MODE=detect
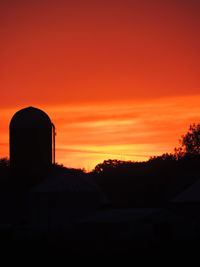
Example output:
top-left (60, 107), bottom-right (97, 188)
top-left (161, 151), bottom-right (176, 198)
top-left (1, 94), bottom-right (200, 170)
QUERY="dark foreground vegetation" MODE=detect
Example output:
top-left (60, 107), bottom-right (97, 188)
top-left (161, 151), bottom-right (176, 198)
top-left (91, 123), bottom-right (200, 206)
top-left (92, 155), bottom-right (200, 207)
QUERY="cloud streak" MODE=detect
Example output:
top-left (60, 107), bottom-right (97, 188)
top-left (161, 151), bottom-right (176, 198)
top-left (0, 94), bottom-right (200, 170)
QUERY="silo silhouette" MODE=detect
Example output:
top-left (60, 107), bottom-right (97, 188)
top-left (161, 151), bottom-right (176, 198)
top-left (9, 107), bottom-right (55, 171)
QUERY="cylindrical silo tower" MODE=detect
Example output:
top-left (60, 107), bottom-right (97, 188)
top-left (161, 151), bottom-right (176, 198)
top-left (9, 107), bottom-right (55, 172)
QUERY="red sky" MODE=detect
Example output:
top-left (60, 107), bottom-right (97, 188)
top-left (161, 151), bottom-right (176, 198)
top-left (0, 0), bottom-right (200, 170)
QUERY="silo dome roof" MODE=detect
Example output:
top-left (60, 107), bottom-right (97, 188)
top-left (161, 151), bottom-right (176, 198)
top-left (10, 107), bottom-right (52, 129)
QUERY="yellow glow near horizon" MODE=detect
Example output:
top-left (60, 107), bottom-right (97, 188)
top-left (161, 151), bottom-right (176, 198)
top-left (1, 95), bottom-right (200, 171)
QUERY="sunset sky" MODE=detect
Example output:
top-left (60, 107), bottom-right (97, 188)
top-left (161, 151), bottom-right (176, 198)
top-left (0, 0), bottom-right (200, 170)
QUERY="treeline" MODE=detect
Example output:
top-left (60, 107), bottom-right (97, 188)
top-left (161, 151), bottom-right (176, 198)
top-left (91, 155), bottom-right (200, 206)
top-left (91, 123), bottom-right (200, 206)
top-left (0, 123), bottom-right (200, 207)
top-left (0, 154), bottom-right (200, 206)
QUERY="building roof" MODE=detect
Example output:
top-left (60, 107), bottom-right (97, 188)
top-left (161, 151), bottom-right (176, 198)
top-left (172, 178), bottom-right (200, 203)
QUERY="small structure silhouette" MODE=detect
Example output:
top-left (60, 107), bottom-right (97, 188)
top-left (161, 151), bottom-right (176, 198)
top-left (9, 107), bottom-right (55, 171)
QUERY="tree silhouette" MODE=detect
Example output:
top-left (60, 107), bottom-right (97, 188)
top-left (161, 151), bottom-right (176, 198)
top-left (93, 159), bottom-right (127, 174)
top-left (176, 123), bottom-right (200, 157)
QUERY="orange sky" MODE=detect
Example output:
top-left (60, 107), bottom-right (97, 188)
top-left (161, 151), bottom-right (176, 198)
top-left (0, 0), bottom-right (200, 170)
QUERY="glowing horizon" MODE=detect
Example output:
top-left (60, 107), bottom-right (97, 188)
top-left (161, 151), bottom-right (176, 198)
top-left (0, 94), bottom-right (200, 171)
